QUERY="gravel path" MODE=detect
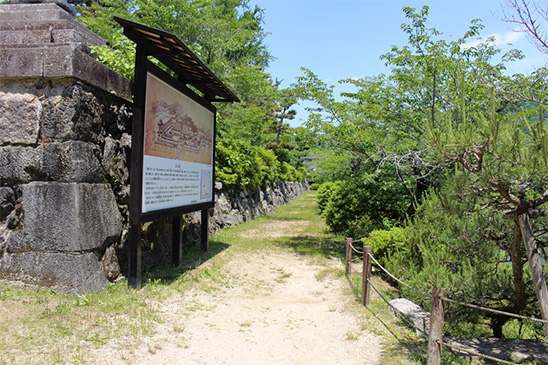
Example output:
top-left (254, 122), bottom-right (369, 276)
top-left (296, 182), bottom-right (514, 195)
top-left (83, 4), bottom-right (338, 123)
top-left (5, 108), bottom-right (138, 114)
top-left (94, 249), bottom-right (384, 364)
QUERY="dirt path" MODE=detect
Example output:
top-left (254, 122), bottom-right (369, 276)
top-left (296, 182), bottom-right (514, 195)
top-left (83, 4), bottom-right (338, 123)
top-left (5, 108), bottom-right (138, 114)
top-left (88, 193), bottom-right (384, 364)
top-left (92, 250), bottom-right (383, 364)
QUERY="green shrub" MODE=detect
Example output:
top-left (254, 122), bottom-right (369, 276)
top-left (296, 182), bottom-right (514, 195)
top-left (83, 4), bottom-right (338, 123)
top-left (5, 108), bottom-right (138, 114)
top-left (365, 226), bottom-right (407, 266)
top-left (279, 161), bottom-right (295, 182)
top-left (215, 135), bottom-right (304, 189)
top-left (255, 147), bottom-right (280, 185)
top-left (295, 167), bottom-right (308, 182)
top-left (322, 172), bottom-right (408, 236)
top-left (317, 181), bottom-right (339, 213)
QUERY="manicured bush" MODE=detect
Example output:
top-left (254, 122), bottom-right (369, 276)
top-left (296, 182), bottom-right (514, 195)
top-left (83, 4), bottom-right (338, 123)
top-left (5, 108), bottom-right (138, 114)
top-left (322, 172), bottom-right (408, 236)
top-left (317, 181), bottom-right (339, 214)
top-left (365, 226), bottom-right (407, 266)
top-left (309, 183), bottom-right (320, 190)
top-left (254, 147), bottom-right (281, 186)
top-left (215, 136), bottom-right (304, 190)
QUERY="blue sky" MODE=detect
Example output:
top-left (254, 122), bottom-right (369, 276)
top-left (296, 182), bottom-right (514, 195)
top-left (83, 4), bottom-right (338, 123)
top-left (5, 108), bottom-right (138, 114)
top-left (251, 0), bottom-right (548, 126)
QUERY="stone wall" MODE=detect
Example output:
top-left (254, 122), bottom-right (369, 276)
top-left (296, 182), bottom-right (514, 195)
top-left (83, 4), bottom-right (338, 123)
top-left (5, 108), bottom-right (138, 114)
top-left (135, 181), bottom-right (309, 273)
top-left (0, 80), bottom-right (132, 293)
top-left (0, 2), bottom-right (308, 294)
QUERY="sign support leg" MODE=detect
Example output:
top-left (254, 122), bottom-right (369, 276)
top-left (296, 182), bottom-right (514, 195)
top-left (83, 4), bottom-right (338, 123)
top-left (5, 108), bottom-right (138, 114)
top-left (128, 224), bottom-right (142, 289)
top-left (201, 209), bottom-right (209, 252)
top-left (172, 215), bottom-right (183, 267)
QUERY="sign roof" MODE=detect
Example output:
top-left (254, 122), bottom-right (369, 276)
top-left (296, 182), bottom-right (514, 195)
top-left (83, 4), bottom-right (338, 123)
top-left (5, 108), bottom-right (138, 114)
top-left (115, 16), bottom-right (240, 103)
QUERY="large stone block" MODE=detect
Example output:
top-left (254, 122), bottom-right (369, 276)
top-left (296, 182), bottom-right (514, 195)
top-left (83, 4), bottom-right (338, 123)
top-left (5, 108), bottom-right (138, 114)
top-left (0, 251), bottom-right (108, 293)
top-left (0, 29), bottom-right (52, 44)
top-left (0, 3), bottom-right (76, 22)
top-left (102, 134), bottom-right (130, 185)
top-left (0, 141), bottom-right (104, 183)
top-left (389, 298), bottom-right (430, 336)
top-left (0, 45), bottom-right (131, 100)
top-left (0, 47), bottom-right (46, 78)
top-left (9, 1), bottom-right (76, 16)
top-left (22, 182), bottom-right (122, 252)
top-left (41, 82), bottom-right (103, 142)
top-left (0, 91), bottom-right (40, 145)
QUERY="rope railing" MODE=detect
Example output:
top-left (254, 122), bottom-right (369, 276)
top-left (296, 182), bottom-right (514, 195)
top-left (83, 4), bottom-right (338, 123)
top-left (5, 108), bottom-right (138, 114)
top-left (368, 252), bottom-right (548, 325)
top-left (367, 252), bottom-right (430, 298)
top-left (440, 296), bottom-right (548, 324)
top-left (348, 240), bottom-right (363, 255)
top-left (344, 237), bottom-right (547, 365)
top-left (368, 278), bottom-right (429, 338)
top-left (348, 262), bottom-right (361, 277)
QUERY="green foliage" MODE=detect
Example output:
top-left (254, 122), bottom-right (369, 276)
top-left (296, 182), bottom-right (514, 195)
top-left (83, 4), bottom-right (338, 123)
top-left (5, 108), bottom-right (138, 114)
top-left (365, 226), bottom-right (408, 266)
top-left (278, 162), bottom-right (306, 183)
top-left (426, 83), bottom-right (548, 208)
top-left (91, 34), bottom-right (135, 79)
top-left (309, 183), bottom-right (320, 190)
top-left (302, 149), bottom-right (358, 185)
top-left (417, 76), bottom-right (548, 336)
top-left (321, 171), bottom-right (408, 237)
top-left (77, 0), bottom-right (308, 186)
top-left (255, 147), bottom-right (281, 185)
top-left (316, 181), bottom-right (339, 214)
top-left (383, 174), bottom-right (544, 338)
top-left (215, 135), bottom-right (304, 190)
top-left (216, 137), bottom-right (261, 189)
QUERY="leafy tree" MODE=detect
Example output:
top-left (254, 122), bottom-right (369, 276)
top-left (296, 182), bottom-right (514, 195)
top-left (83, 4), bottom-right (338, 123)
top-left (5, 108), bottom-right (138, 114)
top-left (295, 6), bottom-right (523, 216)
top-left (76, 0), bottom-right (308, 183)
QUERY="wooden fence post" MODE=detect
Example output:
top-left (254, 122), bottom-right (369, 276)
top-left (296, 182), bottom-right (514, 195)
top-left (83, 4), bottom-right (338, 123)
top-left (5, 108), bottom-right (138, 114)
top-left (345, 238), bottom-right (352, 276)
top-left (362, 245), bottom-right (372, 307)
top-left (427, 287), bottom-right (446, 365)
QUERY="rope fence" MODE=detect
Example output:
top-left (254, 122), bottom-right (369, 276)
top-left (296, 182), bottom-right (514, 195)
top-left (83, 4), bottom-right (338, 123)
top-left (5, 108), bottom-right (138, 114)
top-left (344, 237), bottom-right (548, 365)
top-left (367, 277), bottom-right (430, 338)
top-left (440, 296), bottom-right (548, 324)
top-left (367, 252), bottom-right (431, 298)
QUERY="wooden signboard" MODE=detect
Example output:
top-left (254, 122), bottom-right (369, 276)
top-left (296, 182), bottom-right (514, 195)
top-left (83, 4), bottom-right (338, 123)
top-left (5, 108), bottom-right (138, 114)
top-left (115, 17), bottom-right (239, 289)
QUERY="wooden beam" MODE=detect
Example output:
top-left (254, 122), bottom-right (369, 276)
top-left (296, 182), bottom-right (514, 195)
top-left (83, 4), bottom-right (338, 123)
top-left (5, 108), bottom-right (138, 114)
top-left (518, 213), bottom-right (548, 337)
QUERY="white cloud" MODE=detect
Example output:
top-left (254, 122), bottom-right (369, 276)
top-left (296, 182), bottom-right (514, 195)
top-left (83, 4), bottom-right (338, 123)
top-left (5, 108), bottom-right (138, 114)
top-left (462, 28), bottom-right (526, 49)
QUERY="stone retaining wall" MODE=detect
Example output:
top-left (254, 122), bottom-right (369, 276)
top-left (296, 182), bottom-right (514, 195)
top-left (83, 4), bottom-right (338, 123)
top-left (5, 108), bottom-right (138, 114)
top-left (0, 2), bottom-right (308, 293)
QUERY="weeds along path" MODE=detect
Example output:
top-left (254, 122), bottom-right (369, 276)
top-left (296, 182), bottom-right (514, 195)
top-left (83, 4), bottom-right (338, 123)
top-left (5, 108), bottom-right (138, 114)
top-left (93, 191), bottom-right (384, 364)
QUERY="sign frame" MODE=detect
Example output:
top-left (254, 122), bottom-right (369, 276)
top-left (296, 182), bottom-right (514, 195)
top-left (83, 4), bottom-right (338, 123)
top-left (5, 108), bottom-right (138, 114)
top-left (129, 59), bottom-right (217, 225)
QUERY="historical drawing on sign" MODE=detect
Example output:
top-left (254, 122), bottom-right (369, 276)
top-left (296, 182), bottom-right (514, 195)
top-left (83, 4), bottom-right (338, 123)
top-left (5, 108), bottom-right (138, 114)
top-left (144, 73), bottom-right (213, 165)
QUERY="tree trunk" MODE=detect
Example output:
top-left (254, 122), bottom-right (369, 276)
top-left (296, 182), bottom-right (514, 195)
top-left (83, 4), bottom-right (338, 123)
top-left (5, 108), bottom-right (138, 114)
top-left (518, 213), bottom-right (548, 338)
top-left (510, 218), bottom-right (527, 311)
top-left (491, 315), bottom-right (508, 338)
top-left (404, 177), bottom-right (430, 218)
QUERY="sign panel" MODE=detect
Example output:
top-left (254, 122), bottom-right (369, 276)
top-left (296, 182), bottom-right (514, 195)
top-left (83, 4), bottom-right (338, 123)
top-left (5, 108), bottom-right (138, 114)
top-left (142, 71), bottom-right (215, 213)
top-left (128, 61), bottom-right (217, 224)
